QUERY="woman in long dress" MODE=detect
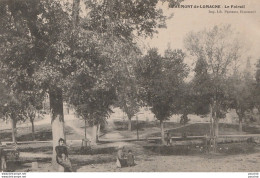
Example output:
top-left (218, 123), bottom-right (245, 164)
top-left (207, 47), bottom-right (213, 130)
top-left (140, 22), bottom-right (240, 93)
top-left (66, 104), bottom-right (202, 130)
top-left (55, 138), bottom-right (73, 172)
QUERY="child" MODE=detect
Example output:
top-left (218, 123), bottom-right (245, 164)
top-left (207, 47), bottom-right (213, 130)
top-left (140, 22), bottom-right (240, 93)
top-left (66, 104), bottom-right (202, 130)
top-left (117, 146), bottom-right (127, 168)
top-left (127, 150), bottom-right (135, 167)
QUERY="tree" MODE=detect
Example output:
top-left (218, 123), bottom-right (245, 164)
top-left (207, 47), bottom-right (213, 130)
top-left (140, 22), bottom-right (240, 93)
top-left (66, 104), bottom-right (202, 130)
top-left (0, 83), bottom-right (25, 143)
top-left (227, 68), bottom-right (255, 133)
top-left (0, 65), bottom-right (44, 141)
top-left (255, 58), bottom-right (260, 113)
top-left (22, 90), bottom-right (44, 140)
top-left (0, 0), bottom-right (184, 166)
top-left (66, 0), bottom-right (182, 139)
top-left (136, 48), bottom-right (188, 144)
top-left (0, 1), bottom-right (72, 165)
top-left (191, 57), bottom-right (214, 136)
top-left (185, 25), bottom-right (243, 150)
top-left (114, 49), bottom-right (141, 131)
top-left (191, 58), bottom-right (212, 114)
top-left (116, 82), bottom-right (140, 131)
top-left (66, 56), bottom-right (117, 144)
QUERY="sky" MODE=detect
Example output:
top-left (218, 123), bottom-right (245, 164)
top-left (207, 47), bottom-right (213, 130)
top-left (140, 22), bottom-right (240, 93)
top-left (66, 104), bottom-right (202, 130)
top-left (143, 0), bottom-right (260, 70)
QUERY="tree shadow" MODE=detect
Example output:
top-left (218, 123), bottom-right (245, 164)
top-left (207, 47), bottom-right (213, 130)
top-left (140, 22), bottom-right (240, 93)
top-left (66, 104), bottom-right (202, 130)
top-left (143, 145), bottom-right (194, 155)
top-left (18, 146), bottom-right (53, 154)
top-left (70, 146), bottom-right (117, 155)
top-left (17, 131), bottom-right (52, 141)
top-left (72, 157), bottom-right (116, 171)
top-left (0, 131), bottom-right (12, 141)
top-left (113, 121), bottom-right (160, 131)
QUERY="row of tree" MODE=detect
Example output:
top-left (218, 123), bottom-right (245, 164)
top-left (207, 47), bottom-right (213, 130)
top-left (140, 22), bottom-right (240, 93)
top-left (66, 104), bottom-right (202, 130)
top-left (0, 0), bottom-right (184, 167)
top-left (118, 25), bottom-right (260, 148)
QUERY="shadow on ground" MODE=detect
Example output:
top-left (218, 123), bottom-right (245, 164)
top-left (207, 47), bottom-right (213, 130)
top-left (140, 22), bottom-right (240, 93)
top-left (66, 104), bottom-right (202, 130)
top-left (143, 142), bottom-right (259, 156)
top-left (113, 121), bottom-right (180, 131)
top-left (149, 123), bottom-right (260, 137)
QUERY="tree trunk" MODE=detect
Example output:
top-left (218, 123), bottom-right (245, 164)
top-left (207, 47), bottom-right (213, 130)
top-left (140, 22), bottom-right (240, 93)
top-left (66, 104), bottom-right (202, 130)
top-left (128, 117), bottom-right (132, 131)
top-left (160, 120), bottom-right (165, 144)
top-left (84, 119), bottom-right (87, 139)
top-left (11, 118), bottom-right (17, 143)
top-left (236, 109), bottom-right (243, 133)
top-left (239, 118), bottom-right (243, 133)
top-left (214, 118), bottom-right (219, 137)
top-left (31, 119), bottom-right (35, 141)
top-left (212, 99), bottom-right (217, 152)
top-left (209, 104), bottom-right (213, 138)
top-left (97, 123), bottom-right (101, 141)
top-left (72, 0), bottom-right (80, 30)
top-left (213, 119), bottom-right (218, 152)
top-left (49, 88), bottom-right (65, 170)
top-left (209, 103), bottom-right (214, 152)
top-left (91, 124), bottom-right (98, 145)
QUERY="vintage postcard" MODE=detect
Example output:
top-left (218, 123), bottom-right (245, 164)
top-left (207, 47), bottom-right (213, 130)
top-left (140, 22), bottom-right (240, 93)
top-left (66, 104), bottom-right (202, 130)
top-left (0, 0), bottom-right (259, 176)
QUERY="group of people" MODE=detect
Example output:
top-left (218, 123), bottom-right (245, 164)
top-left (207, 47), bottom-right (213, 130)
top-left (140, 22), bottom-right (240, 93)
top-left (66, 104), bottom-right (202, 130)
top-left (116, 146), bottom-right (135, 168)
top-left (56, 138), bottom-right (137, 171)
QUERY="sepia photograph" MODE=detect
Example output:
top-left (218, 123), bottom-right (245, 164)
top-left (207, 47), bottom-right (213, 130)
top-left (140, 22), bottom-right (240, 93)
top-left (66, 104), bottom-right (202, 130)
top-left (0, 0), bottom-right (259, 175)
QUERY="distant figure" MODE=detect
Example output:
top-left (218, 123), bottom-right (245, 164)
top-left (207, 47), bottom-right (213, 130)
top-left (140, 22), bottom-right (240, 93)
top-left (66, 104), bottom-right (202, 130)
top-left (165, 132), bottom-right (171, 146)
top-left (116, 146), bottom-right (127, 168)
top-left (182, 132), bottom-right (188, 139)
top-left (180, 113), bottom-right (190, 125)
top-left (55, 138), bottom-right (73, 172)
top-left (127, 150), bottom-right (135, 167)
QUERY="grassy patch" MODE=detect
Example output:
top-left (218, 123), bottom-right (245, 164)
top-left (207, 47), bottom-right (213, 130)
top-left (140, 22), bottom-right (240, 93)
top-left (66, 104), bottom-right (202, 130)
top-left (149, 123), bottom-right (260, 137)
top-left (0, 124), bottom-right (82, 142)
top-left (143, 142), bottom-right (260, 156)
top-left (217, 143), bottom-right (257, 155)
top-left (113, 120), bottom-right (181, 131)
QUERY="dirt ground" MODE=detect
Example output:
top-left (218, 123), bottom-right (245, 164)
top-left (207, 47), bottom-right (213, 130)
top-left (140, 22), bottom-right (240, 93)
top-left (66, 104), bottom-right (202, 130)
top-left (15, 150), bottom-right (260, 172)
top-left (76, 153), bottom-right (260, 172)
top-left (2, 112), bottom-right (260, 172)
top-left (10, 142), bottom-right (260, 172)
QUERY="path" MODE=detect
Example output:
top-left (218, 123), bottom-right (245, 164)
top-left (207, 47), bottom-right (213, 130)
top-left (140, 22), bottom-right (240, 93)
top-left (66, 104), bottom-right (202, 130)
top-left (101, 120), bottom-right (125, 140)
top-left (99, 122), bottom-right (196, 142)
top-left (65, 119), bottom-right (92, 140)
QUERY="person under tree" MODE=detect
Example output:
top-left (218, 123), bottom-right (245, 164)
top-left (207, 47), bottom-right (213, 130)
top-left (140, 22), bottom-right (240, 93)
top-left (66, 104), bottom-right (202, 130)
top-left (55, 138), bottom-right (73, 172)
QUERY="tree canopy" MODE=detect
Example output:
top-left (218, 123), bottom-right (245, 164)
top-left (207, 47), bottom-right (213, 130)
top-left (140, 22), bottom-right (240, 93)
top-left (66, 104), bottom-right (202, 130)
top-left (136, 48), bottom-right (188, 142)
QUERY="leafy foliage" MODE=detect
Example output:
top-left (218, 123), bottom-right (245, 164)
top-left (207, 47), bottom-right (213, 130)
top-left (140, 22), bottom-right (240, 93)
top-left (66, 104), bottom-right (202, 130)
top-left (255, 59), bottom-right (260, 112)
top-left (185, 25), bottom-right (243, 120)
top-left (227, 71), bottom-right (255, 121)
top-left (191, 57), bottom-right (212, 115)
top-left (136, 48), bottom-right (188, 121)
